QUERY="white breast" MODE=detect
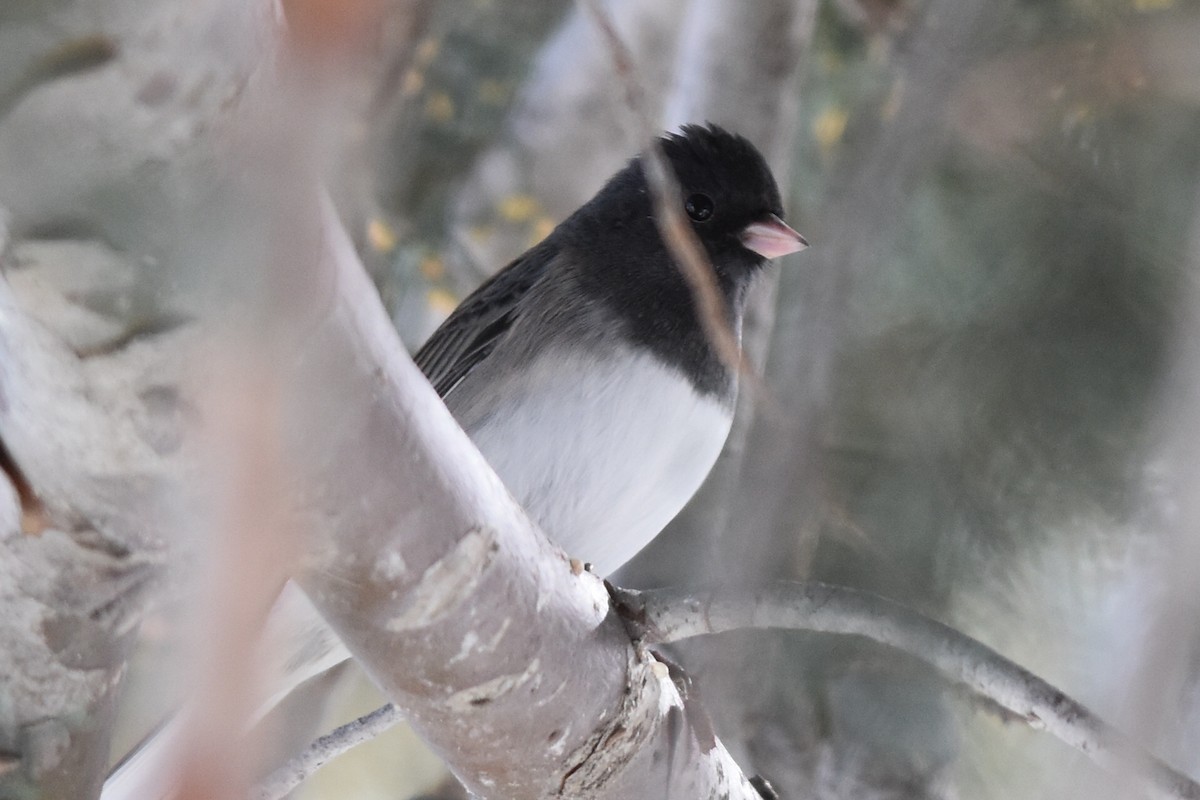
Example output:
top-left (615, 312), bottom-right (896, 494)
top-left (449, 347), bottom-right (734, 576)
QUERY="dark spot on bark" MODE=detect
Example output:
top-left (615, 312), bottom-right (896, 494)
top-left (0, 750), bottom-right (20, 778)
top-left (0, 434), bottom-right (47, 535)
top-left (31, 35), bottom-right (118, 82)
top-left (41, 612), bottom-right (135, 670)
top-left (137, 385), bottom-right (189, 455)
top-left (546, 729), bottom-right (559, 743)
top-left (72, 528), bottom-right (132, 559)
top-left (136, 72), bottom-right (177, 106)
top-left (23, 217), bottom-right (106, 240)
top-left (74, 312), bottom-right (192, 359)
top-left (469, 696), bottom-right (492, 706)
top-left (140, 385), bottom-right (179, 414)
top-left (602, 724), bottom-right (625, 746)
top-left (750, 774), bottom-right (781, 799)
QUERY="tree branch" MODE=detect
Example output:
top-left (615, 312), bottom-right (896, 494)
top-left (611, 580), bottom-right (1200, 800)
top-left (252, 703), bottom-right (402, 800)
top-left (273, 193), bottom-right (762, 798)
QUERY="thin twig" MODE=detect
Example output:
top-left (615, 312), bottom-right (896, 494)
top-left (610, 581), bottom-right (1200, 800)
top-left (251, 703), bottom-right (403, 800)
top-left (577, 0), bottom-right (748, 379)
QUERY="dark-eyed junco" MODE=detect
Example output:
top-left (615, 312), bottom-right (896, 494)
top-left (101, 125), bottom-right (803, 800)
top-left (418, 123), bottom-right (806, 574)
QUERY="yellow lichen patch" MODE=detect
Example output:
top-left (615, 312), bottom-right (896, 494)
top-left (419, 254), bottom-right (445, 280)
top-left (428, 288), bottom-right (459, 316)
top-left (415, 37), bottom-right (440, 66)
top-left (1064, 101), bottom-right (1095, 129)
top-left (401, 68), bottom-right (425, 96)
top-left (813, 106), bottom-right (849, 151)
top-left (424, 91), bottom-right (455, 123)
top-left (498, 193), bottom-right (540, 223)
top-left (366, 218), bottom-right (397, 253)
top-left (468, 223), bottom-right (495, 243)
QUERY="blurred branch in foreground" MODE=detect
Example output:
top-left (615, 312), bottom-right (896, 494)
top-left (577, 0), bottom-right (747, 378)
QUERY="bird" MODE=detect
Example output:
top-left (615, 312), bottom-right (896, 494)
top-left (416, 123), bottom-right (807, 575)
top-left (101, 123), bottom-right (805, 800)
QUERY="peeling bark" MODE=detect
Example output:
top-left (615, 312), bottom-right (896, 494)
top-left (0, 2), bottom-right (272, 797)
top-left (0, 237), bottom-right (177, 798)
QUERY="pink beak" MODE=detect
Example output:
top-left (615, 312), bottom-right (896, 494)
top-left (740, 214), bottom-right (809, 259)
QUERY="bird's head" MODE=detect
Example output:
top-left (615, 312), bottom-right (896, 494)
top-left (559, 124), bottom-right (806, 326)
top-left (657, 124), bottom-right (807, 274)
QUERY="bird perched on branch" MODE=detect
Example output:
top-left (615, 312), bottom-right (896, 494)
top-left (416, 123), bottom-right (807, 574)
top-left (102, 123), bottom-right (805, 800)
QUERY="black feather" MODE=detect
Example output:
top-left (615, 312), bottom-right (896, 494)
top-left (414, 239), bottom-right (557, 396)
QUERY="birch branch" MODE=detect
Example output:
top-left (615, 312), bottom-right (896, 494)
top-left (262, 5), bottom-right (819, 788)
top-left (273, 194), bottom-right (762, 799)
top-left (611, 580), bottom-right (1200, 800)
top-left (252, 703), bottom-right (402, 800)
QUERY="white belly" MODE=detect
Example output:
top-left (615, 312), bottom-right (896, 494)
top-left (449, 347), bottom-right (733, 576)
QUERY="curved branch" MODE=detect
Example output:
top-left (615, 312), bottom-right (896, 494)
top-left (252, 703), bottom-right (402, 800)
top-left (611, 581), bottom-right (1200, 800)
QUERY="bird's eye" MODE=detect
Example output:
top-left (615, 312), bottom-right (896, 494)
top-left (685, 193), bottom-right (714, 222)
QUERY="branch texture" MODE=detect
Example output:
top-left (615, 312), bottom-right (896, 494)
top-left (253, 703), bottom-right (403, 800)
top-left (614, 581), bottom-right (1200, 800)
top-left (275, 196), bottom-right (762, 799)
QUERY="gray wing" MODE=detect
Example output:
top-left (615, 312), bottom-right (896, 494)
top-left (414, 240), bottom-right (558, 398)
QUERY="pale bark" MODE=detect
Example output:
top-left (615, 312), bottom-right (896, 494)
top-left (614, 581), bottom-right (1200, 800)
top-left (248, 2), bottom-right (819, 790)
top-left (277, 194), bottom-right (761, 799)
top-left (0, 2), bottom-right (275, 794)
top-left (254, 701), bottom-right (402, 800)
top-left (0, 2), bottom-right (769, 798)
top-left (0, 199), bottom-right (196, 800)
